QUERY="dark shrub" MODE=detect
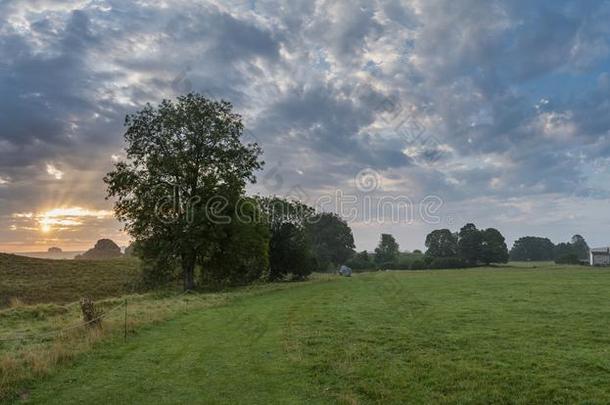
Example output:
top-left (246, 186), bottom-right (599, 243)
top-left (555, 253), bottom-right (580, 265)
top-left (346, 250), bottom-right (374, 270)
top-left (428, 257), bottom-right (467, 269)
top-left (410, 260), bottom-right (427, 270)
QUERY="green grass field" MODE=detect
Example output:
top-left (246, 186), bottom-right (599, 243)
top-left (0, 253), bottom-right (141, 307)
top-left (10, 265), bottom-right (610, 404)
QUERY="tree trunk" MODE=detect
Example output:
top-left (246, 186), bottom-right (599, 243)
top-left (182, 249), bottom-right (196, 291)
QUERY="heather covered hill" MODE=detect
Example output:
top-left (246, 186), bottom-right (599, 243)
top-left (75, 239), bottom-right (123, 260)
top-left (0, 253), bottom-right (140, 307)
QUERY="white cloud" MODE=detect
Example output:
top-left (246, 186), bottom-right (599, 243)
top-left (45, 163), bottom-right (64, 180)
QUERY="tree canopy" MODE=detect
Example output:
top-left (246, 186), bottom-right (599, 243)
top-left (203, 198), bottom-right (270, 286)
top-left (374, 234), bottom-right (400, 265)
top-left (425, 224), bottom-right (508, 266)
top-left (76, 239), bottom-right (122, 260)
top-left (458, 223), bottom-right (482, 265)
top-left (105, 94), bottom-right (263, 290)
top-left (255, 196), bottom-right (316, 280)
top-left (307, 212), bottom-right (355, 271)
top-left (425, 229), bottom-right (458, 258)
top-left (480, 228), bottom-right (509, 265)
top-left (570, 234), bottom-right (590, 260)
top-left (509, 237), bottom-right (555, 261)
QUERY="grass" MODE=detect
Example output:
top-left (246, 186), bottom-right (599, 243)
top-left (6, 264), bottom-right (610, 404)
top-left (0, 274), bottom-right (334, 402)
top-left (0, 253), bottom-right (141, 307)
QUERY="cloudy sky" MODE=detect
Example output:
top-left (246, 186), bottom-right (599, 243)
top-left (2, 0), bottom-right (610, 252)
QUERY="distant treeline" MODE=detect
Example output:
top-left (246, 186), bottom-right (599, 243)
top-left (347, 223), bottom-right (509, 270)
top-left (348, 231), bottom-right (591, 271)
top-left (509, 235), bottom-right (589, 264)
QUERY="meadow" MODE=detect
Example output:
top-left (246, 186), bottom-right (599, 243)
top-left (3, 260), bottom-right (610, 403)
top-left (0, 253), bottom-right (141, 307)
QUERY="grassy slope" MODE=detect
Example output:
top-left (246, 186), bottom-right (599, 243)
top-left (19, 266), bottom-right (610, 404)
top-left (0, 254), bottom-right (141, 307)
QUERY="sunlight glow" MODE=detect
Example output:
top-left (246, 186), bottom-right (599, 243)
top-left (12, 207), bottom-right (113, 234)
top-left (40, 222), bottom-right (51, 233)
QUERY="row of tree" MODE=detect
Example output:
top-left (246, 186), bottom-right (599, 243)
top-left (509, 235), bottom-right (589, 263)
top-left (424, 223), bottom-right (509, 267)
top-left (258, 196), bottom-right (355, 281)
top-left (127, 195), bottom-right (357, 288)
top-left (347, 224), bottom-right (509, 271)
top-left (106, 94), bottom-right (356, 290)
top-left (346, 233), bottom-right (404, 270)
top-left (348, 229), bottom-right (589, 271)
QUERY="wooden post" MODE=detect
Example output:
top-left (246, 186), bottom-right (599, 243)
top-left (124, 299), bottom-right (127, 342)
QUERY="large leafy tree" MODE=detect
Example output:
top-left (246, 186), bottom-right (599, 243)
top-left (458, 223), bottom-right (483, 265)
top-left (554, 242), bottom-right (573, 259)
top-left (307, 212), bottom-right (355, 271)
top-left (425, 229), bottom-right (458, 258)
top-left (480, 228), bottom-right (509, 265)
top-left (104, 94), bottom-right (263, 290)
top-left (509, 236), bottom-right (555, 261)
top-left (570, 234), bottom-right (590, 260)
top-left (554, 234), bottom-right (589, 262)
top-left (374, 234), bottom-right (400, 265)
top-left (254, 196), bottom-right (314, 230)
top-left (255, 196), bottom-right (315, 280)
top-left (347, 250), bottom-right (372, 270)
top-left (268, 222), bottom-right (313, 281)
top-left (203, 198), bottom-right (270, 286)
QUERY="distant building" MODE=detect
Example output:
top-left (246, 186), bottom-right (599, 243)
top-left (590, 247), bottom-right (610, 266)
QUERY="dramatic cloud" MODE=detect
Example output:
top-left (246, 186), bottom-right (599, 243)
top-left (2, 0), bottom-right (610, 251)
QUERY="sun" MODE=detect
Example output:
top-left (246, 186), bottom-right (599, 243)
top-left (40, 221), bottom-right (51, 233)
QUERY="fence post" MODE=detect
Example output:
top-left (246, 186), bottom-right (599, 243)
top-left (124, 299), bottom-right (127, 342)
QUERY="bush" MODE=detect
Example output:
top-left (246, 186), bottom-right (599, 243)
top-left (555, 253), bottom-right (580, 265)
top-left (428, 257), bottom-right (467, 269)
top-left (137, 239), bottom-right (180, 288)
top-left (205, 204), bottom-right (270, 286)
top-left (376, 261), bottom-right (397, 270)
top-left (409, 260), bottom-right (427, 270)
top-left (391, 261), bottom-right (411, 270)
top-left (394, 252), bottom-right (425, 269)
top-left (346, 251), bottom-right (374, 270)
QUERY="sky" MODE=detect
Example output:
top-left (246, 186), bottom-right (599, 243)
top-left (2, 0), bottom-right (610, 252)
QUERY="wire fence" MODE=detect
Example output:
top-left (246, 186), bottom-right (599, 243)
top-left (0, 290), bottom-right (193, 343)
top-left (0, 301), bottom-right (126, 343)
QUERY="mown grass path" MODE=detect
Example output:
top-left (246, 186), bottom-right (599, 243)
top-left (20, 267), bottom-right (610, 404)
